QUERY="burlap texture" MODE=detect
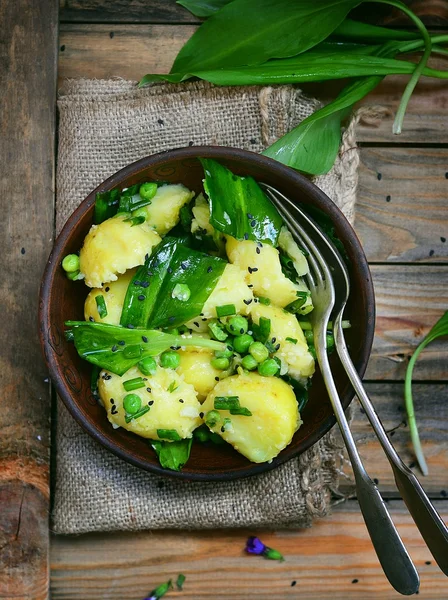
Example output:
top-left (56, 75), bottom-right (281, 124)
top-left (53, 79), bottom-right (359, 534)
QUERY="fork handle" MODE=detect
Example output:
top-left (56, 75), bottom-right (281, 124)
top-left (334, 314), bottom-right (448, 576)
top-left (314, 334), bottom-right (420, 595)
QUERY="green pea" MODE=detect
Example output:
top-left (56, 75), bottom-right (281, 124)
top-left (193, 426), bottom-right (210, 443)
top-left (139, 182), bottom-right (158, 201)
top-left (160, 350), bottom-right (180, 369)
top-left (211, 357), bottom-right (230, 370)
top-left (205, 410), bottom-right (221, 428)
top-left (249, 341), bottom-right (269, 363)
top-left (138, 356), bottom-right (157, 376)
top-left (241, 354), bottom-right (258, 371)
top-left (66, 270), bottom-right (81, 281)
top-left (214, 344), bottom-right (233, 359)
top-left (225, 315), bottom-right (248, 336)
top-left (233, 333), bottom-right (253, 354)
top-left (123, 393), bottom-right (142, 414)
top-left (257, 358), bottom-right (279, 377)
top-left (62, 253), bottom-right (80, 273)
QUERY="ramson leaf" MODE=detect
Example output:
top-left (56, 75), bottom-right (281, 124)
top-left (151, 438), bottom-right (193, 471)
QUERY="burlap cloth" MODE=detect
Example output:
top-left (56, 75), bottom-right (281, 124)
top-left (53, 79), bottom-right (361, 534)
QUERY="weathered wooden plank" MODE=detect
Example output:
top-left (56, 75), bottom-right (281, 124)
top-left (355, 147), bottom-right (448, 262)
top-left (60, 0), bottom-right (199, 23)
top-left (50, 500), bottom-right (448, 599)
top-left (57, 24), bottom-right (448, 143)
top-left (367, 265), bottom-right (447, 381)
top-left (0, 0), bottom-right (58, 597)
top-left (345, 384), bottom-right (448, 497)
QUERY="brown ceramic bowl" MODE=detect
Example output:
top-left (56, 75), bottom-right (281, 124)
top-left (40, 147), bottom-right (375, 481)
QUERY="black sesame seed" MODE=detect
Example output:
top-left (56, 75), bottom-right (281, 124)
top-left (169, 316), bottom-right (176, 322)
top-left (390, 431), bottom-right (395, 436)
top-left (221, 426), bottom-right (225, 432)
top-left (352, 579), bottom-right (358, 584)
top-left (179, 399), bottom-right (184, 403)
top-left (127, 324), bottom-right (135, 329)
top-left (207, 266), bottom-right (213, 273)
top-left (425, 561), bottom-right (431, 565)
top-left (239, 328), bottom-right (244, 334)
top-left (147, 271), bottom-right (153, 277)
top-left (60, 44), bottom-right (65, 51)
top-left (202, 318), bottom-right (207, 321)
top-left (193, 321), bottom-right (200, 327)
top-left (181, 261), bottom-right (188, 270)
top-left (250, 220), bottom-right (256, 227)
top-left (134, 280), bottom-right (141, 286)
top-left (248, 284), bottom-right (253, 288)
top-left (200, 313), bottom-right (204, 316)
top-left (377, 173), bottom-right (382, 180)
top-left (148, 400), bottom-right (154, 406)
top-left (271, 337), bottom-right (276, 343)
top-left (199, 412), bottom-right (204, 419)
top-left (146, 388), bottom-right (152, 393)
top-left (386, 195), bottom-right (391, 202)
top-left (158, 118), bottom-right (164, 125)
top-left (441, 490), bottom-right (447, 497)
top-left (256, 247), bottom-right (260, 254)
top-left (109, 31), bottom-right (114, 39)
top-left (441, 237), bottom-right (446, 243)
top-left (215, 376), bottom-right (220, 381)
top-left (110, 398), bottom-right (115, 404)
top-left (145, 253), bottom-right (149, 261)
top-left (138, 294), bottom-right (146, 301)
top-left (429, 249), bottom-right (434, 257)
top-left (111, 406), bottom-right (118, 415)
top-left (373, 478), bottom-right (379, 485)
top-left (105, 286), bottom-right (110, 292)
top-left (141, 281), bottom-right (149, 288)
top-left (275, 343), bottom-right (280, 351)
top-left (243, 299), bottom-right (252, 305)
top-left (291, 581), bottom-right (297, 587)
top-left (142, 335), bottom-right (148, 343)
top-left (409, 461), bottom-right (416, 468)
top-left (226, 345), bottom-right (233, 351)
top-left (167, 267), bottom-right (173, 274)
top-left (244, 232), bottom-right (249, 240)
top-left (118, 340), bottom-right (125, 346)
top-left (21, 247), bottom-right (25, 254)
top-left (445, 172), bottom-right (448, 179)
top-left (89, 316), bottom-right (95, 322)
top-left (247, 212), bottom-right (254, 219)
top-left (111, 345), bottom-right (118, 352)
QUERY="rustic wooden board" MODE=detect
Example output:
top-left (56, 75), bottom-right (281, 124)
top-left (345, 384), bottom-right (448, 497)
top-left (355, 147), bottom-right (448, 262)
top-left (366, 265), bottom-right (448, 381)
top-left (0, 0), bottom-right (58, 597)
top-left (50, 499), bottom-right (448, 599)
top-left (57, 24), bottom-right (448, 143)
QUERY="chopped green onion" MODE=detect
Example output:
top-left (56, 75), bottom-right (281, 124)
top-left (258, 296), bottom-right (271, 305)
top-left (214, 396), bottom-right (240, 410)
top-left (205, 410), bottom-right (221, 427)
top-left (171, 283), bottom-right (191, 302)
top-left (286, 337), bottom-right (297, 344)
top-left (286, 292), bottom-right (309, 313)
top-left (208, 320), bottom-right (228, 341)
top-left (157, 428), bottom-right (182, 441)
top-left (146, 578), bottom-right (173, 600)
top-left (62, 253), bottom-right (80, 273)
top-left (123, 376), bottom-right (146, 391)
top-left (167, 380), bottom-right (179, 393)
top-left (176, 573), bottom-right (186, 590)
top-left (252, 317), bottom-right (271, 342)
top-left (222, 417), bottom-right (232, 431)
top-left (125, 405), bottom-right (149, 423)
top-left (230, 407), bottom-right (252, 416)
top-left (216, 304), bottom-right (237, 318)
top-left (95, 295), bottom-right (108, 319)
top-left (123, 215), bottom-right (146, 226)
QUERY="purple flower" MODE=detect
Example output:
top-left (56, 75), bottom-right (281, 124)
top-left (245, 536), bottom-right (266, 555)
top-left (245, 536), bottom-right (284, 561)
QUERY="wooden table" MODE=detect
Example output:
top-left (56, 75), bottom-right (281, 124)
top-left (1, 1), bottom-right (447, 598)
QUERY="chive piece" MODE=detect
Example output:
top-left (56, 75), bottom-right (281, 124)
top-left (258, 296), bottom-right (271, 305)
top-left (214, 396), bottom-right (240, 410)
top-left (95, 295), bottom-right (108, 318)
top-left (286, 337), bottom-right (298, 344)
top-left (176, 573), bottom-right (186, 590)
top-left (252, 317), bottom-right (271, 342)
top-left (229, 406), bottom-right (252, 416)
top-left (208, 320), bottom-right (228, 341)
top-left (216, 304), bottom-right (237, 318)
top-left (146, 579), bottom-right (173, 600)
top-left (157, 429), bottom-right (182, 441)
top-left (124, 405), bottom-right (150, 423)
top-left (123, 377), bottom-right (146, 392)
top-left (205, 410), bottom-right (221, 427)
top-left (122, 344), bottom-right (143, 359)
top-left (286, 292), bottom-right (309, 314)
top-left (123, 215), bottom-right (146, 226)
top-left (167, 380), bottom-right (179, 393)
top-left (171, 283), bottom-right (191, 302)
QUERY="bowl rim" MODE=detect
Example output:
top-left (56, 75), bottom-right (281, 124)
top-left (39, 146), bottom-right (375, 481)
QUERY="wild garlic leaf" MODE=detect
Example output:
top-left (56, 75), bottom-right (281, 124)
top-left (176, 0), bottom-right (232, 18)
top-left (405, 311), bottom-right (448, 476)
top-left (151, 438), bottom-right (193, 471)
top-left (171, 0), bottom-right (360, 74)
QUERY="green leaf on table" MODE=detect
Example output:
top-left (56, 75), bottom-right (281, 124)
top-left (177, 0), bottom-right (232, 18)
top-left (120, 236), bottom-right (226, 329)
top-left (405, 310), bottom-right (448, 476)
top-left (200, 158), bottom-right (283, 245)
top-left (65, 321), bottom-right (225, 376)
top-left (332, 18), bottom-right (419, 42)
top-left (170, 0), bottom-right (360, 74)
top-left (151, 438), bottom-right (193, 471)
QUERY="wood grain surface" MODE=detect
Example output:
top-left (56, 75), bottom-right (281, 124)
top-left (50, 500), bottom-right (448, 600)
top-left (0, 0), bottom-right (58, 598)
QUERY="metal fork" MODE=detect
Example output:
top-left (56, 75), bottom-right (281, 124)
top-left (262, 182), bottom-right (448, 579)
top-left (261, 184), bottom-right (420, 595)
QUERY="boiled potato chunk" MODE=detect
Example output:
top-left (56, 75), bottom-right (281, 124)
top-left (226, 236), bottom-right (303, 308)
top-left (136, 184), bottom-right (194, 235)
top-left (84, 269), bottom-right (135, 325)
top-left (184, 263), bottom-right (253, 332)
top-left (278, 227), bottom-right (309, 277)
top-left (98, 365), bottom-right (201, 439)
top-left (251, 303), bottom-right (315, 379)
top-left (191, 193), bottom-right (214, 236)
top-left (202, 372), bottom-right (300, 463)
top-left (79, 214), bottom-right (161, 288)
top-left (176, 347), bottom-right (227, 400)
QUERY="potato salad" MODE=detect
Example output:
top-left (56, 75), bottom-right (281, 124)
top-left (63, 159), bottom-right (318, 471)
